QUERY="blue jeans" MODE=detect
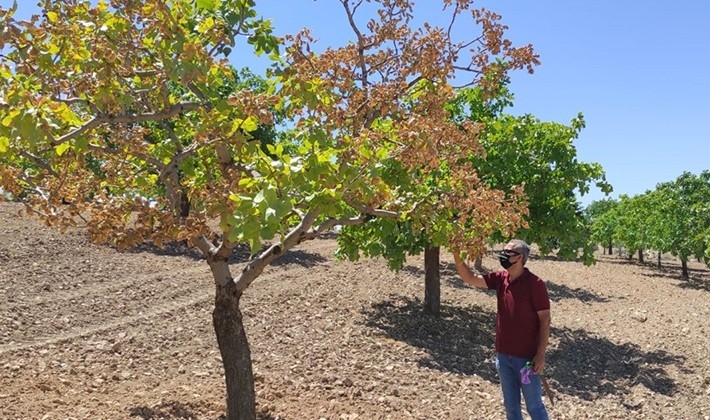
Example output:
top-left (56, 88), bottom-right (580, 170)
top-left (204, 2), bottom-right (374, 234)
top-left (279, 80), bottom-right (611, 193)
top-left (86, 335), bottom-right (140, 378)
top-left (495, 353), bottom-right (549, 420)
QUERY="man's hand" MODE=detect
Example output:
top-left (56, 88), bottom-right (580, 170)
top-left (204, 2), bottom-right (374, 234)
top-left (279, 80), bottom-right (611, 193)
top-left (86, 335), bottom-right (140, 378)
top-left (451, 248), bottom-right (487, 288)
top-left (532, 352), bottom-right (545, 374)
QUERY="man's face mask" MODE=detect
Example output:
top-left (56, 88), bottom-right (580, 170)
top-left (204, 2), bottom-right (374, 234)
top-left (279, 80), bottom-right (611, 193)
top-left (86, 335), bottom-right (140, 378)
top-left (498, 249), bottom-right (521, 269)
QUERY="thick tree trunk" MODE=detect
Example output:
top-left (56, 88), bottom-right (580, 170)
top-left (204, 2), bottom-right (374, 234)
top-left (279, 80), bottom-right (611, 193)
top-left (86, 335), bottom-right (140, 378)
top-left (607, 240), bottom-right (612, 255)
top-left (638, 249), bottom-right (644, 263)
top-left (681, 258), bottom-right (689, 280)
top-left (213, 278), bottom-right (256, 420)
top-left (423, 246), bottom-right (440, 316)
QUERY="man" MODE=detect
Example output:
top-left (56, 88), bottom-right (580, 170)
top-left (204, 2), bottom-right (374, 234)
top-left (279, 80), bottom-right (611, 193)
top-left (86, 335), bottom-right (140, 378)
top-left (453, 239), bottom-right (551, 420)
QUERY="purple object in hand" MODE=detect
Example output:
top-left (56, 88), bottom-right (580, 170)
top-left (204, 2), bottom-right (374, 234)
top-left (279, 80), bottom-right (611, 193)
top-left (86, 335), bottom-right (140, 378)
top-left (520, 363), bottom-right (535, 384)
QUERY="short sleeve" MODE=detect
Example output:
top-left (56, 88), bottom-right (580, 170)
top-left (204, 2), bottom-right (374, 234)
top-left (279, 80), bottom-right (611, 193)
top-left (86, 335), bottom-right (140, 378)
top-left (531, 278), bottom-right (551, 311)
top-left (483, 271), bottom-right (503, 290)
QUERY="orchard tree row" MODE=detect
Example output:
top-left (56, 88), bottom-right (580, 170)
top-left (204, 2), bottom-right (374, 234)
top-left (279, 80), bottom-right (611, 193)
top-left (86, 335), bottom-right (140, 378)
top-left (0, 1), bottom-right (609, 419)
top-left (586, 170), bottom-right (710, 279)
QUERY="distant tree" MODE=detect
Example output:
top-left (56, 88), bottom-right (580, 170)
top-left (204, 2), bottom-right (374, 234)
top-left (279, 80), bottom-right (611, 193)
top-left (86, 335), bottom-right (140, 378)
top-left (1, 0), bottom-right (538, 416)
top-left (613, 193), bottom-right (656, 262)
top-left (585, 198), bottom-right (619, 255)
top-left (652, 171), bottom-right (710, 278)
top-left (457, 89), bottom-right (613, 264)
top-left (604, 172), bottom-right (710, 277)
top-left (641, 189), bottom-right (668, 267)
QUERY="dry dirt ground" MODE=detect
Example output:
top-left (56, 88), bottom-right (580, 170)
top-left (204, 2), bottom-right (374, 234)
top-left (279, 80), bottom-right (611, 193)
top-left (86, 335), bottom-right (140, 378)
top-left (1, 201), bottom-right (709, 420)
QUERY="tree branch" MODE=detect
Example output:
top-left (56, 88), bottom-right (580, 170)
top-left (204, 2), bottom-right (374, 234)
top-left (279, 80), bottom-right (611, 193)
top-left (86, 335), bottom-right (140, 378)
top-left (301, 215), bottom-right (365, 241)
top-left (234, 209), bottom-right (321, 292)
top-left (52, 102), bottom-right (204, 145)
top-left (343, 197), bottom-right (399, 219)
top-left (20, 151), bottom-right (58, 177)
top-left (193, 235), bottom-right (216, 257)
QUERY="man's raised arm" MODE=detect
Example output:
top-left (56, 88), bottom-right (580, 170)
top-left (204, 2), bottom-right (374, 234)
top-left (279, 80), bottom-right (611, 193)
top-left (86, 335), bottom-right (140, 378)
top-left (452, 251), bottom-right (488, 288)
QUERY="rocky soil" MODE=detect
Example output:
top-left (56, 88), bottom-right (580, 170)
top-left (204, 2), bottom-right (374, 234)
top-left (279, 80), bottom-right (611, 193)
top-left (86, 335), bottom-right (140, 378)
top-left (1, 201), bottom-right (709, 420)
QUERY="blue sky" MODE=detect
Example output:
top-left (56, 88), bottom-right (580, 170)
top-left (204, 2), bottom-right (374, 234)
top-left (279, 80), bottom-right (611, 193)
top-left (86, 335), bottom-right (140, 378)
top-left (4, 0), bottom-right (709, 207)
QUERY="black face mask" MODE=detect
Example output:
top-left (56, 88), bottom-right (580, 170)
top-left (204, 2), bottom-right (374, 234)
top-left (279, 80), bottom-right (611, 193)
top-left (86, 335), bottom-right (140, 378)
top-left (498, 251), bottom-right (519, 269)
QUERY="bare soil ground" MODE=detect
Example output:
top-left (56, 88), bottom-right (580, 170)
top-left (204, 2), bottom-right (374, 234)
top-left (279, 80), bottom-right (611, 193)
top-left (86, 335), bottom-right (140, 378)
top-left (1, 201), bottom-right (709, 420)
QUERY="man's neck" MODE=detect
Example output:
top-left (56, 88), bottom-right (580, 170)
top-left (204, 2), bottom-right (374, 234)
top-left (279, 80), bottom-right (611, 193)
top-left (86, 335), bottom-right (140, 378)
top-left (507, 266), bottom-right (525, 281)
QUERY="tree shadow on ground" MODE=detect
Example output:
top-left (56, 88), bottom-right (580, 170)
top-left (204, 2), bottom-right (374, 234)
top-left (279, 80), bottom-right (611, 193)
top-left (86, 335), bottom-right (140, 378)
top-left (545, 282), bottom-right (610, 304)
top-left (600, 256), bottom-right (710, 292)
top-left (360, 296), bottom-right (499, 382)
top-left (124, 240), bottom-right (327, 268)
top-left (123, 240), bottom-right (205, 260)
top-left (401, 264), bottom-right (424, 277)
top-left (640, 272), bottom-right (710, 292)
top-left (122, 240), bottom-right (249, 262)
top-left (597, 257), bottom-right (639, 267)
top-left (676, 277), bottom-right (710, 292)
top-left (360, 297), bottom-right (688, 402)
top-left (128, 401), bottom-right (277, 420)
top-left (128, 401), bottom-right (199, 419)
top-left (548, 326), bottom-right (687, 401)
top-left (269, 248), bottom-right (328, 267)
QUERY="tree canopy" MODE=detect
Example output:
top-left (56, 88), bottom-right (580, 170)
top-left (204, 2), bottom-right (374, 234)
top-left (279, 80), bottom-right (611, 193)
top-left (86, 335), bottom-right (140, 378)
top-left (458, 88), bottom-right (612, 263)
top-left (0, 0), bottom-right (543, 418)
top-left (337, 83), bottom-right (613, 270)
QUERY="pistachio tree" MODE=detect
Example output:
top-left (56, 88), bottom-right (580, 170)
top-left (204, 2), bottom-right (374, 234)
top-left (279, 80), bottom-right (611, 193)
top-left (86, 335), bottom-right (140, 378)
top-left (612, 193), bottom-right (656, 262)
top-left (331, 17), bottom-right (540, 316)
top-left (651, 171), bottom-right (710, 278)
top-left (461, 99), bottom-right (613, 264)
top-left (585, 198), bottom-right (619, 255)
top-left (1, 0), bottom-right (536, 418)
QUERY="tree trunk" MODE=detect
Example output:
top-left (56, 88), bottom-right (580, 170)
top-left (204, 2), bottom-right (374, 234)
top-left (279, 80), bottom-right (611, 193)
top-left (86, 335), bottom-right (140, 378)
top-left (681, 258), bottom-right (689, 280)
top-left (474, 255), bottom-right (483, 271)
top-left (423, 246), bottom-right (440, 316)
top-left (213, 276), bottom-right (256, 420)
top-left (607, 240), bottom-right (612, 255)
top-left (657, 252), bottom-right (661, 268)
top-left (638, 249), bottom-right (644, 263)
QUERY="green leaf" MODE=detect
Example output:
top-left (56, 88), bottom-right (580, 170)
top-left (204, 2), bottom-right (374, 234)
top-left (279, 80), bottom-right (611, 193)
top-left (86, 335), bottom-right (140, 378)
top-left (47, 42), bottom-right (60, 55)
top-left (0, 136), bottom-right (9, 153)
top-left (1, 110), bottom-right (19, 127)
top-left (55, 142), bottom-right (71, 156)
top-left (226, 227), bottom-right (241, 243)
top-left (46, 11), bottom-right (59, 23)
top-left (253, 190), bottom-right (266, 204)
top-left (196, 17), bottom-right (215, 33)
top-left (260, 223), bottom-right (277, 240)
top-left (241, 116), bottom-right (259, 132)
top-left (272, 199), bottom-right (293, 218)
top-left (195, 0), bottom-right (220, 11)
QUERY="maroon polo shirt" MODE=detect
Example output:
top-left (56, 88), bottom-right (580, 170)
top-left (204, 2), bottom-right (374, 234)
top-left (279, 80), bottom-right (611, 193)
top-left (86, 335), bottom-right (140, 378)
top-left (484, 268), bottom-right (550, 359)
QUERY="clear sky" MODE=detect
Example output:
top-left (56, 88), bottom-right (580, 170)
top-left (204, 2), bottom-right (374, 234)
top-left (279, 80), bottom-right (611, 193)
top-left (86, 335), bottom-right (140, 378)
top-left (4, 0), bottom-right (709, 207)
